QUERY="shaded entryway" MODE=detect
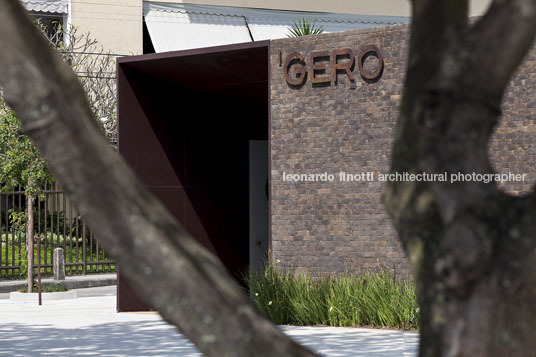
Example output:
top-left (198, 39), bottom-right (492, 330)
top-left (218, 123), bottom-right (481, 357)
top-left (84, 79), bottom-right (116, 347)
top-left (117, 41), bottom-right (269, 311)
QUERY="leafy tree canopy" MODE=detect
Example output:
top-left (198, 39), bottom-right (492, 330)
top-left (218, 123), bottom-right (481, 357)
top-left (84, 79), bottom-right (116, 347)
top-left (0, 102), bottom-right (53, 197)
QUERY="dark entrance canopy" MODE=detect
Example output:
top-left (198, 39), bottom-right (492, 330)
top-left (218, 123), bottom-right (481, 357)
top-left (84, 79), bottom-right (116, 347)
top-left (117, 41), bottom-right (269, 311)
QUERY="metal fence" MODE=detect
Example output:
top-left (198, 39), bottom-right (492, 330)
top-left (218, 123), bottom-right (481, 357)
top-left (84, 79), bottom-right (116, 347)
top-left (0, 183), bottom-right (115, 279)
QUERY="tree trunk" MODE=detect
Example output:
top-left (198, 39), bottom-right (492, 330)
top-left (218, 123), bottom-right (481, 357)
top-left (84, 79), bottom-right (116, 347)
top-left (0, 2), bottom-right (315, 356)
top-left (385, 0), bottom-right (536, 355)
top-left (26, 195), bottom-right (34, 293)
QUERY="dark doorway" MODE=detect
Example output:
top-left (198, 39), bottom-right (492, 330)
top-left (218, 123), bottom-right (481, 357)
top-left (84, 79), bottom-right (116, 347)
top-left (117, 42), bottom-right (269, 311)
top-left (249, 140), bottom-right (269, 271)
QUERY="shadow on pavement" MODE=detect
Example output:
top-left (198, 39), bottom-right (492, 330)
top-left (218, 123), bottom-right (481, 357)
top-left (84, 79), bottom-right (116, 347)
top-left (0, 318), bottom-right (418, 356)
top-left (0, 320), bottom-right (202, 357)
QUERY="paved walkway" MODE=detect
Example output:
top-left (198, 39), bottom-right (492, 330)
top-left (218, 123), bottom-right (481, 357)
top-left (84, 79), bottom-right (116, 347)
top-left (0, 287), bottom-right (418, 356)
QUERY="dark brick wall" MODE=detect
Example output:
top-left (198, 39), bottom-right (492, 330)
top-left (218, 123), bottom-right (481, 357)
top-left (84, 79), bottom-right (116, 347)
top-left (269, 24), bottom-right (536, 276)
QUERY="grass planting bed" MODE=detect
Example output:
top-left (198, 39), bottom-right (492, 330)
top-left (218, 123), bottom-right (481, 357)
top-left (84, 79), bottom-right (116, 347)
top-left (248, 264), bottom-right (419, 330)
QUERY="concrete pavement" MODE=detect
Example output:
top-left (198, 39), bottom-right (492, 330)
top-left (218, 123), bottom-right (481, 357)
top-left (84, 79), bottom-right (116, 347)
top-left (0, 287), bottom-right (418, 356)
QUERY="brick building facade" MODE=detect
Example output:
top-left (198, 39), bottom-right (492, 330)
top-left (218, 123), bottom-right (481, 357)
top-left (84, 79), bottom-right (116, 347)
top-left (269, 24), bottom-right (536, 276)
top-left (117, 23), bottom-right (535, 309)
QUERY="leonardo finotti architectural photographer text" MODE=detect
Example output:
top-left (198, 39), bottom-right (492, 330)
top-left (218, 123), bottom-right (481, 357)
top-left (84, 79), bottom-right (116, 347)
top-left (282, 171), bottom-right (528, 184)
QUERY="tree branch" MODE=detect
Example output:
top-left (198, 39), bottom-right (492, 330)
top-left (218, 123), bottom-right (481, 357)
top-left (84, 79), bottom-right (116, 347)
top-left (0, 1), bottom-right (316, 356)
top-left (469, 0), bottom-right (536, 96)
top-left (386, 1), bottom-right (536, 353)
top-left (405, 0), bottom-right (468, 93)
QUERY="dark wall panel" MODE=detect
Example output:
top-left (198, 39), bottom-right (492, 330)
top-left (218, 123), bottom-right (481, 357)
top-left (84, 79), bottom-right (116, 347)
top-left (117, 67), bottom-right (184, 188)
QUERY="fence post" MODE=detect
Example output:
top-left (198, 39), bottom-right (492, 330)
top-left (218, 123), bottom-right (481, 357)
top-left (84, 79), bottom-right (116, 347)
top-left (53, 248), bottom-right (65, 280)
top-left (36, 236), bottom-right (42, 306)
top-left (82, 222), bottom-right (86, 275)
top-left (1, 187), bottom-right (115, 277)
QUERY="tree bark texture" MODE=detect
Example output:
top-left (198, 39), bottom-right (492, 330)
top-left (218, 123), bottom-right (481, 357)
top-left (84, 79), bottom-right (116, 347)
top-left (26, 195), bottom-right (34, 293)
top-left (385, 0), bottom-right (536, 356)
top-left (0, 2), bottom-right (315, 356)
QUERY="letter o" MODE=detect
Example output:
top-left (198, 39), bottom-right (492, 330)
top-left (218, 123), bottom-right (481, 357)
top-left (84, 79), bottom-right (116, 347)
top-left (358, 45), bottom-right (384, 81)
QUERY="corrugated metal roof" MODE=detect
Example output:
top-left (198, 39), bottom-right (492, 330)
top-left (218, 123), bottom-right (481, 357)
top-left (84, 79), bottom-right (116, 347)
top-left (21, 0), bottom-right (67, 14)
top-left (144, 8), bottom-right (252, 52)
top-left (145, 3), bottom-right (409, 25)
top-left (144, 2), bottom-right (410, 52)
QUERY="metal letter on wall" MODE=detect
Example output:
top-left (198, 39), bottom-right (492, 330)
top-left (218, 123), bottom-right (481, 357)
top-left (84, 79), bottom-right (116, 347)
top-left (283, 45), bottom-right (385, 88)
top-left (332, 48), bottom-right (355, 84)
top-left (310, 50), bottom-right (331, 84)
top-left (358, 45), bottom-right (384, 81)
top-left (284, 52), bottom-right (307, 86)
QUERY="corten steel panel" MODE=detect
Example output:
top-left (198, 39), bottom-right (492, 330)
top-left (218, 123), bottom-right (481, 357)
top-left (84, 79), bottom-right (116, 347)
top-left (117, 270), bottom-right (154, 312)
top-left (185, 187), bottom-right (247, 276)
top-left (116, 67), bottom-right (184, 188)
top-left (117, 42), bottom-right (269, 312)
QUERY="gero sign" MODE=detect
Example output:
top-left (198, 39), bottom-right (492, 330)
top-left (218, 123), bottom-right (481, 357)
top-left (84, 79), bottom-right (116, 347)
top-left (283, 45), bottom-right (384, 87)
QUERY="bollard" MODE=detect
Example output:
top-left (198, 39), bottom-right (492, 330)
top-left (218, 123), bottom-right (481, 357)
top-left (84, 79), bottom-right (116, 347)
top-left (36, 236), bottom-right (42, 306)
top-left (53, 248), bottom-right (65, 281)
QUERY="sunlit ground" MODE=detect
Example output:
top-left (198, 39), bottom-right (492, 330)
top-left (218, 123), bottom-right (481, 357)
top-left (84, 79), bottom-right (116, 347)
top-left (0, 288), bottom-right (418, 356)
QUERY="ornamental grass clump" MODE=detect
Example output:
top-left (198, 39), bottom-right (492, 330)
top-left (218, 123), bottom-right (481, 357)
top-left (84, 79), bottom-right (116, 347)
top-left (247, 264), bottom-right (419, 330)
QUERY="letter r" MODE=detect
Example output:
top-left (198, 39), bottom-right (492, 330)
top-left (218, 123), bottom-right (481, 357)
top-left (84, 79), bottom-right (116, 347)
top-left (332, 48), bottom-right (355, 84)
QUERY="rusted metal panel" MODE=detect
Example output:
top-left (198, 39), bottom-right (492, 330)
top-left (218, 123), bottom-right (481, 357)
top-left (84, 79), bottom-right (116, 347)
top-left (36, 236), bottom-right (42, 305)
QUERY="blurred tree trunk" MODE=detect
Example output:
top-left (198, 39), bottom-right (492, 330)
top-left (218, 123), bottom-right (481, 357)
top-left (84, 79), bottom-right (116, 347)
top-left (385, 0), bottom-right (536, 355)
top-left (0, 1), bottom-right (315, 356)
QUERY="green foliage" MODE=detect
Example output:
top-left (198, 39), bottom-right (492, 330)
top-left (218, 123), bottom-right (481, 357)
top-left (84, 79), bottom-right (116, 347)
top-left (247, 263), bottom-right (419, 330)
top-left (0, 103), bottom-right (54, 197)
top-left (18, 247), bottom-right (28, 279)
top-left (1, 232), bottom-right (116, 279)
top-left (7, 210), bottom-right (28, 278)
top-left (3, 206), bottom-right (86, 239)
top-left (287, 19), bottom-right (324, 37)
top-left (8, 209), bottom-right (26, 232)
top-left (0, 20), bottom-right (116, 197)
top-left (18, 283), bottom-right (68, 293)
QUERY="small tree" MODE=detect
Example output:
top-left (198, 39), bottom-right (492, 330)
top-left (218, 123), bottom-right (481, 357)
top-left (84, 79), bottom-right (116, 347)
top-left (0, 22), bottom-right (117, 291)
top-left (39, 22), bottom-right (118, 145)
top-left (0, 102), bottom-right (53, 292)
